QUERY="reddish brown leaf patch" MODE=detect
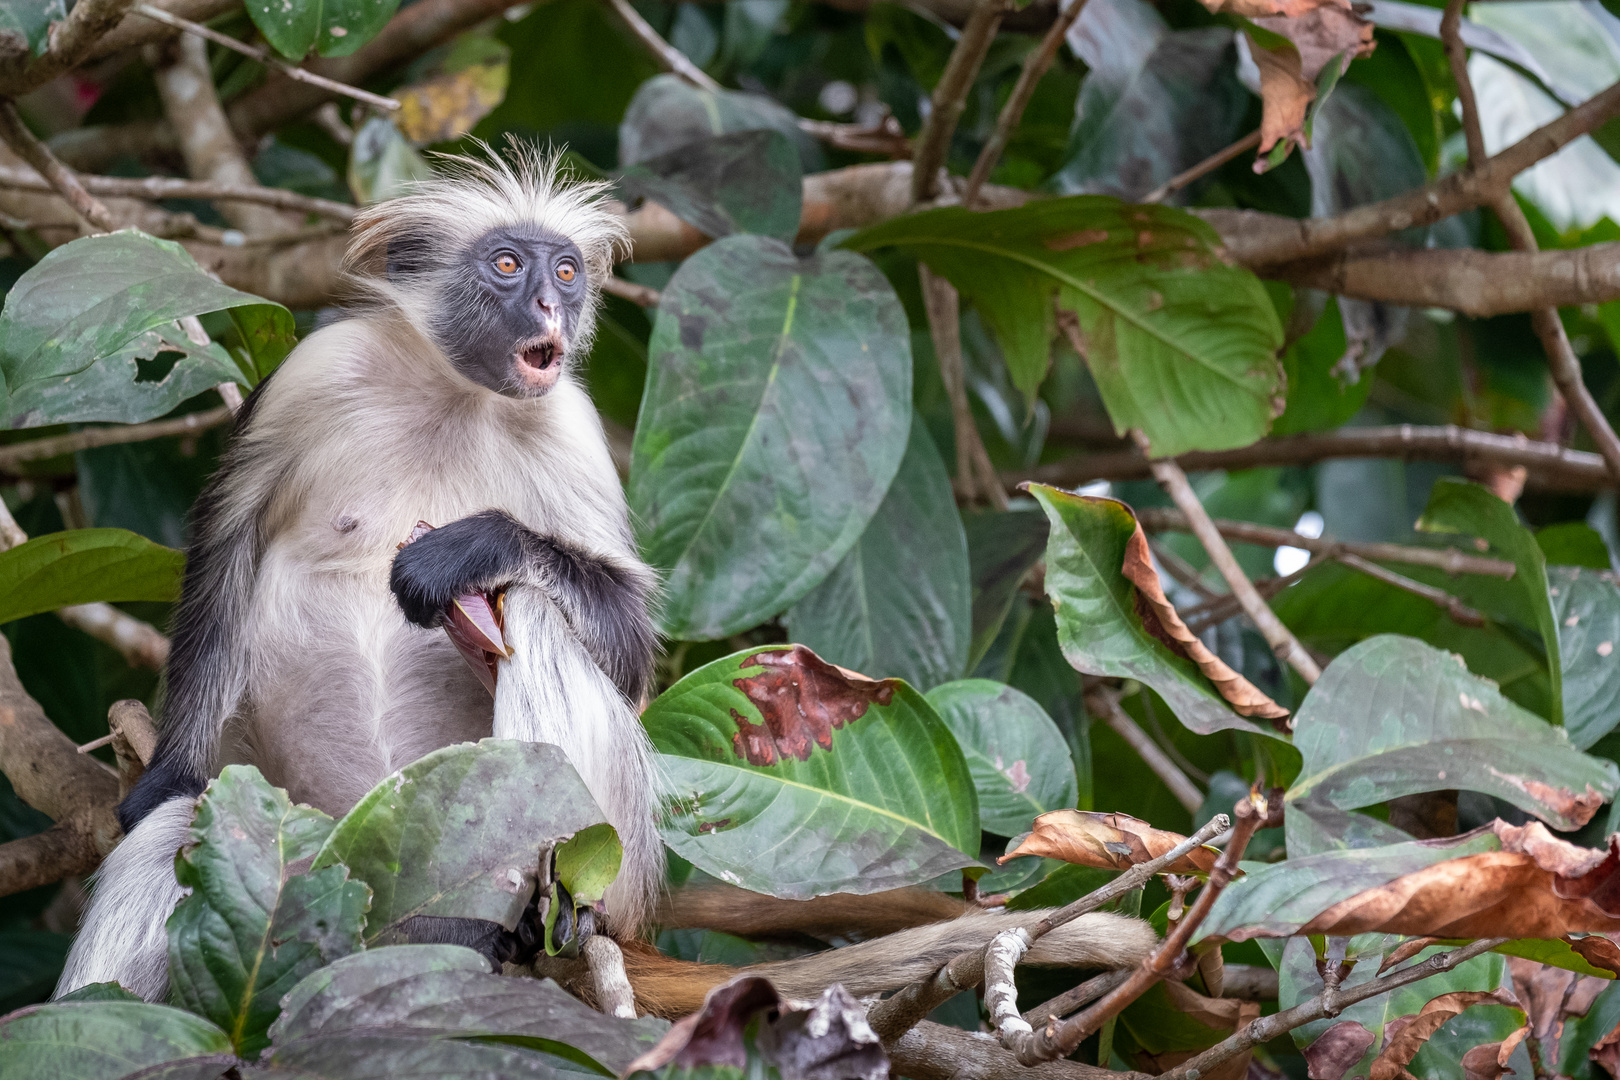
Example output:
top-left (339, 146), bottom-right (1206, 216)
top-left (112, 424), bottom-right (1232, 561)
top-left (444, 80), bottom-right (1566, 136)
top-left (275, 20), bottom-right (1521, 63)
top-left (1242, 1), bottom-right (1376, 158)
top-left (1120, 518), bottom-right (1289, 721)
top-left (1045, 229), bottom-right (1110, 251)
top-left (729, 646), bottom-right (897, 766)
top-left (1460, 1027), bottom-right (1529, 1080)
top-left (1001, 809), bottom-right (1222, 874)
top-left (1369, 990), bottom-right (1520, 1080)
top-left (1303, 1020), bottom-right (1376, 1080)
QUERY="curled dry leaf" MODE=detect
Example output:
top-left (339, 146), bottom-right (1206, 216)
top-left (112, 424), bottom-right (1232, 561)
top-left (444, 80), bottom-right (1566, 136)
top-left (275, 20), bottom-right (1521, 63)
top-left (1120, 519), bottom-right (1288, 721)
top-left (1304, 1020), bottom-right (1376, 1080)
top-left (1001, 809), bottom-right (1222, 874)
top-left (1507, 955), bottom-right (1611, 1044)
top-left (1461, 1026), bottom-right (1530, 1080)
top-left (1368, 990), bottom-right (1521, 1080)
top-left (1244, 0), bottom-right (1376, 156)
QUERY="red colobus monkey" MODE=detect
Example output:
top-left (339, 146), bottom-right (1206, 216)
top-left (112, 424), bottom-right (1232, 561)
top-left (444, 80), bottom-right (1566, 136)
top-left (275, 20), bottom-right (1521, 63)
top-left (56, 147), bottom-right (1154, 1016)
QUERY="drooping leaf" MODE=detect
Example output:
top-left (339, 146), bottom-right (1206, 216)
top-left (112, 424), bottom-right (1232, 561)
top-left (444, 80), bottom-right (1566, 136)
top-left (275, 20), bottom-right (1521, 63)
top-left (0, 528), bottom-right (184, 624)
top-left (962, 508), bottom-right (1048, 670)
top-left (1245, 7), bottom-right (1375, 158)
top-left (1549, 566), bottom-right (1620, 749)
top-left (925, 680), bottom-right (1077, 836)
top-left (0, 1001), bottom-right (234, 1080)
top-left (166, 766), bottom-right (368, 1058)
top-left (245, 0), bottom-right (399, 60)
top-left (1288, 635), bottom-right (1617, 837)
top-left (644, 644), bottom-right (979, 898)
top-left (1198, 819), bottom-right (1620, 944)
top-left (554, 822), bottom-right (623, 907)
top-left (0, 232), bottom-right (293, 427)
top-left (844, 199), bottom-right (1283, 452)
top-left (270, 945), bottom-right (669, 1074)
top-left (312, 740), bottom-right (607, 943)
top-left (629, 235), bottom-right (912, 640)
top-left (618, 73), bottom-right (819, 170)
top-left (1028, 487), bottom-right (1288, 741)
top-left (786, 419), bottom-right (970, 691)
top-left (1003, 809), bottom-right (1220, 874)
top-left (618, 129), bottom-right (803, 242)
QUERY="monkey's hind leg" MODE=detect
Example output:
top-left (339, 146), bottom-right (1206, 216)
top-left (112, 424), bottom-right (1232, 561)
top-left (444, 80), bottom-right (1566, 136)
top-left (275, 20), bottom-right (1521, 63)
top-left (55, 796), bottom-right (195, 1001)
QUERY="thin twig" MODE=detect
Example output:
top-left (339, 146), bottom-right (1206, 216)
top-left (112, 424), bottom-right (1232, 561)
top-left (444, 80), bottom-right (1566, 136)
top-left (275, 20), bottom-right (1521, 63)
top-left (963, 0), bottom-right (1090, 204)
top-left (0, 164), bottom-right (355, 221)
top-left (1336, 552), bottom-right (1486, 626)
top-left (1133, 431), bottom-right (1321, 684)
top-left (868, 813), bottom-right (1231, 1042)
top-left (1000, 794), bottom-right (1266, 1064)
top-left (0, 407), bottom-right (233, 470)
top-left (601, 0), bottom-right (722, 91)
top-left (133, 4), bottom-right (401, 112)
top-left (1142, 129), bottom-right (1262, 204)
top-left (1086, 689), bottom-right (1203, 813)
top-left (912, 0), bottom-right (1009, 204)
top-left (1180, 558), bottom-right (1320, 636)
top-left (1023, 969), bottom-right (1131, 1026)
top-left (601, 274), bottom-right (661, 307)
top-left (0, 102), bottom-right (118, 232)
top-left (921, 264), bottom-right (1007, 509)
top-left (1159, 937), bottom-right (1510, 1080)
top-left (1146, 536), bottom-right (1220, 601)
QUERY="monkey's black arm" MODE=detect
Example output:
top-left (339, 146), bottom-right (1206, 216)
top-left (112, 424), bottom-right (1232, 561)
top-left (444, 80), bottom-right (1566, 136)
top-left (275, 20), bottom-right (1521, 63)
top-left (390, 510), bottom-right (656, 703)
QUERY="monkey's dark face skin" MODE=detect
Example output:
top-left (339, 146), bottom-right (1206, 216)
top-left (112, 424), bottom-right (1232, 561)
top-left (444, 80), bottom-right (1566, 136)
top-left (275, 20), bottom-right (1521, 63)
top-left (433, 225), bottom-right (588, 398)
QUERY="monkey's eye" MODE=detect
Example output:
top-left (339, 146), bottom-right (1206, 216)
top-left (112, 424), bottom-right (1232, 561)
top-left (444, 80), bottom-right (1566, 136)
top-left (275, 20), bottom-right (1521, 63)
top-left (556, 262), bottom-right (576, 283)
top-left (493, 254), bottom-right (520, 275)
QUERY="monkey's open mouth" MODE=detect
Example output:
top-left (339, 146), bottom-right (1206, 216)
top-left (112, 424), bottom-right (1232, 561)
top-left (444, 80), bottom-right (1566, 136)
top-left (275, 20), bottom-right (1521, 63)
top-left (514, 335), bottom-right (565, 392)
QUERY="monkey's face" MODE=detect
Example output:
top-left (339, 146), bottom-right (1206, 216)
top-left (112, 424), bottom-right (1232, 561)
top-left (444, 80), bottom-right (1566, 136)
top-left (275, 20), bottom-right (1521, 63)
top-left (436, 225), bottom-right (589, 398)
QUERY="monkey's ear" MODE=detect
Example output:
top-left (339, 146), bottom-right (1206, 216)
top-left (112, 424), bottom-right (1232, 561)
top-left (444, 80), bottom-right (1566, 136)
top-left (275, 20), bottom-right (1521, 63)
top-left (386, 233), bottom-right (434, 279)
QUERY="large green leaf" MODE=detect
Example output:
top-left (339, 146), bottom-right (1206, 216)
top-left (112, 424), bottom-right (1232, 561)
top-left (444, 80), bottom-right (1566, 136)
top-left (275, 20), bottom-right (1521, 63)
top-left (1028, 486), bottom-right (1284, 740)
top-left (0, 1001), bottom-right (234, 1080)
top-left (645, 644), bottom-right (979, 897)
top-left (628, 235), bottom-right (912, 640)
top-left (270, 945), bottom-right (668, 1074)
top-left (312, 741), bottom-right (606, 943)
top-left (618, 73), bottom-right (819, 170)
top-left (962, 508), bottom-right (1048, 671)
top-left (618, 129), bottom-right (803, 242)
top-left (252, 1033), bottom-right (570, 1078)
top-left (925, 679), bottom-right (1077, 836)
top-left (843, 199), bottom-right (1283, 453)
top-left (246, 0), bottom-right (398, 60)
top-left (1549, 565), bottom-right (1620, 749)
top-left (785, 418), bottom-right (969, 691)
top-left (1288, 635), bottom-right (1618, 838)
top-left (0, 232), bottom-right (293, 427)
top-left (0, 528), bottom-right (184, 624)
top-left (1417, 478), bottom-right (1562, 722)
top-left (0, 0), bottom-right (64, 56)
top-left (166, 766), bottom-right (368, 1058)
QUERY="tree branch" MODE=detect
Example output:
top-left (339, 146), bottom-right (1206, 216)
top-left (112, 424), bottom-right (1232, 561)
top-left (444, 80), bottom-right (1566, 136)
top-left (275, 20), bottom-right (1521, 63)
top-left (921, 263), bottom-right (1007, 509)
top-left (1131, 431), bottom-right (1320, 684)
top-left (1158, 938), bottom-right (1509, 1080)
top-left (963, 0), bottom-right (1089, 204)
top-left (602, 0), bottom-right (721, 91)
top-left (1335, 551), bottom-right (1486, 626)
top-left (889, 1018), bottom-right (1145, 1080)
top-left (1143, 130), bottom-right (1261, 205)
top-left (582, 934), bottom-right (637, 1018)
top-left (0, 164), bottom-right (355, 221)
top-left (0, 0), bottom-right (135, 97)
top-left (912, 0), bottom-right (1008, 204)
top-left (1017, 424), bottom-right (1614, 495)
top-left (0, 102), bottom-right (117, 232)
top-left (84, 0), bottom-right (235, 62)
top-left (1086, 688), bottom-right (1203, 813)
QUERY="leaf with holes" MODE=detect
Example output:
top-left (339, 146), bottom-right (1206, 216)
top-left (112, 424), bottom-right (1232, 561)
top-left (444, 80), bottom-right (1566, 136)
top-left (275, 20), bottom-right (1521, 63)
top-left (844, 198), bottom-right (1283, 453)
top-left (925, 680), bottom-right (1076, 836)
top-left (629, 235), bottom-right (912, 640)
top-left (0, 528), bottom-right (184, 624)
top-left (313, 741), bottom-right (606, 943)
top-left (786, 418), bottom-right (969, 691)
top-left (0, 232), bottom-right (293, 427)
top-left (246, 0), bottom-right (399, 60)
top-left (1028, 486), bottom-right (1288, 741)
top-left (644, 644), bottom-right (979, 897)
top-left (166, 766), bottom-right (368, 1058)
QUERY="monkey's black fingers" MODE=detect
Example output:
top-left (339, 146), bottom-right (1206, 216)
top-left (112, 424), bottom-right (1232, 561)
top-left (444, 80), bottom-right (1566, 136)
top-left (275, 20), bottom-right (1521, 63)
top-left (388, 510), bottom-right (528, 628)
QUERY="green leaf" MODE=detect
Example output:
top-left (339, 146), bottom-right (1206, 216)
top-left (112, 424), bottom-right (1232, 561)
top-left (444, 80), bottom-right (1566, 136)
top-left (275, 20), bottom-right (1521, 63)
top-left (1289, 636), bottom-right (1618, 838)
top-left (0, 1001), bottom-right (234, 1080)
top-left (1418, 478), bottom-right (1562, 722)
top-left (844, 199), bottom-right (1283, 452)
top-left (54, 982), bottom-right (141, 1004)
top-left (628, 235), bottom-right (912, 640)
top-left (1273, 296), bottom-right (1370, 435)
top-left (785, 418), bottom-right (970, 690)
top-left (0, 528), bottom-right (184, 624)
top-left (1028, 486), bottom-right (1286, 740)
top-left (645, 644), bottom-right (979, 897)
top-left (347, 118), bottom-right (432, 205)
top-left (256, 1033), bottom-right (572, 1078)
top-left (245, 0), bottom-right (398, 60)
top-left (1550, 566), bottom-right (1620, 749)
top-left (1539, 522), bottom-right (1612, 569)
top-left (271, 944), bottom-right (669, 1074)
top-left (618, 73), bottom-right (819, 171)
top-left (0, 232), bottom-right (293, 427)
top-left (618, 129), bottom-right (803, 242)
top-left (962, 508), bottom-right (1048, 671)
top-left (925, 679), bottom-right (1077, 836)
top-left (312, 741), bottom-right (607, 943)
top-left (0, 0), bottom-right (64, 56)
top-left (554, 823), bottom-right (622, 907)
top-left (167, 766), bottom-right (368, 1058)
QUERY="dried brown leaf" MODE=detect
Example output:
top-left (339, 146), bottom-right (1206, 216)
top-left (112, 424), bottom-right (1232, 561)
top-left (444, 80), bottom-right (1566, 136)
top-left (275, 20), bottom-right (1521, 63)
top-left (1000, 809), bottom-right (1222, 873)
top-left (1197, 0), bottom-right (1343, 16)
top-left (1377, 937), bottom-right (1442, 976)
top-left (1120, 521), bottom-right (1288, 720)
top-left (1460, 1026), bottom-right (1529, 1080)
top-left (396, 61), bottom-right (508, 145)
top-left (1303, 1021), bottom-right (1376, 1080)
top-left (1245, 1), bottom-right (1376, 155)
top-left (1369, 990), bottom-right (1520, 1080)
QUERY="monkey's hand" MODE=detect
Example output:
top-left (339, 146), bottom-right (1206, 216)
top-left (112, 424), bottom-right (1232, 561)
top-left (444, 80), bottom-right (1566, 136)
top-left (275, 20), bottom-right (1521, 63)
top-left (389, 510), bottom-right (529, 628)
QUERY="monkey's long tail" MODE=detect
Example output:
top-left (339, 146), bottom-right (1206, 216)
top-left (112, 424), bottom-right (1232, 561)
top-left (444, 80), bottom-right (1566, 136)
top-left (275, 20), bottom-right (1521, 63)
top-left (619, 908), bottom-right (1158, 1019)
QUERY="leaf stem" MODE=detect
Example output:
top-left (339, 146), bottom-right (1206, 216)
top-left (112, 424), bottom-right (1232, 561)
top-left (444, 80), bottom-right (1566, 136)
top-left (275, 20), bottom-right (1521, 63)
top-left (0, 102), bottom-right (119, 232)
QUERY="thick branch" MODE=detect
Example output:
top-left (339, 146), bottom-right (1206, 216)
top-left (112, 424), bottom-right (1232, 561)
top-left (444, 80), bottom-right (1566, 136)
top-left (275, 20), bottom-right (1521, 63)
top-left (0, 102), bottom-right (117, 232)
top-left (85, 0), bottom-right (235, 62)
top-left (0, 0), bottom-right (135, 97)
top-left (0, 818), bottom-right (108, 895)
top-left (1017, 424), bottom-right (1614, 494)
top-left (889, 1019), bottom-right (1144, 1080)
top-left (582, 935), bottom-right (637, 1018)
top-left (0, 165), bottom-right (355, 221)
top-left (1132, 432), bottom-right (1320, 684)
top-left (911, 0), bottom-right (1008, 204)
